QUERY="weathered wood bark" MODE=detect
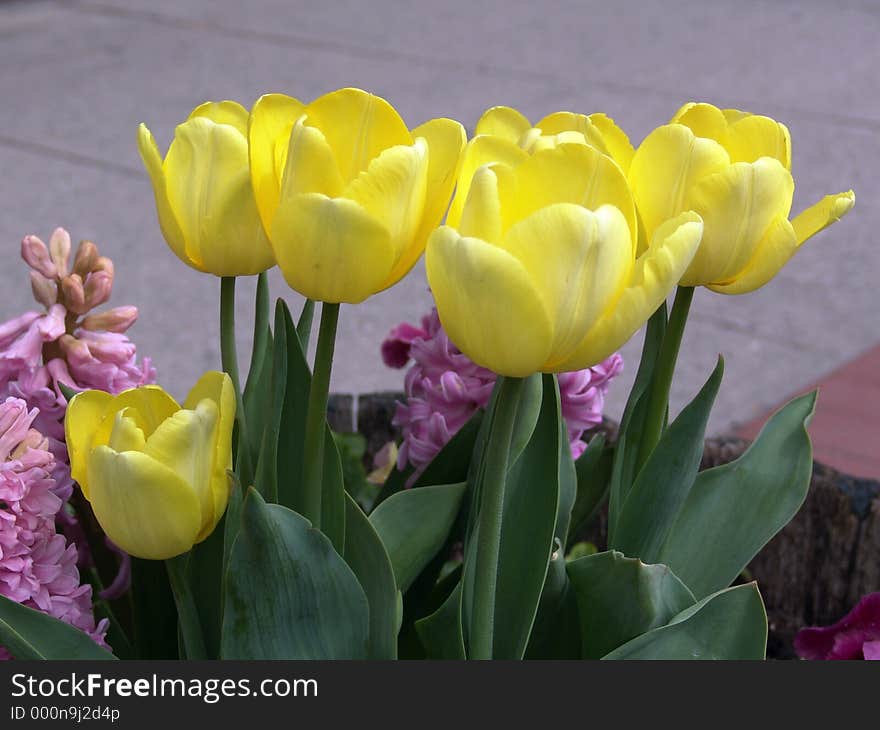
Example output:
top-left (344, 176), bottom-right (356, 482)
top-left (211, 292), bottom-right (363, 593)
top-left (338, 393), bottom-right (880, 659)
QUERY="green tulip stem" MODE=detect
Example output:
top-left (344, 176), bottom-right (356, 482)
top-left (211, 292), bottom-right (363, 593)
top-left (301, 302), bottom-right (340, 530)
top-left (220, 276), bottom-right (252, 482)
top-left (470, 375), bottom-right (525, 660)
top-left (637, 285), bottom-right (694, 468)
top-left (165, 555), bottom-right (207, 660)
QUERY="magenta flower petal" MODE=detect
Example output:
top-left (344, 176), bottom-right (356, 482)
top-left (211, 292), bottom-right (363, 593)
top-left (794, 593), bottom-right (880, 660)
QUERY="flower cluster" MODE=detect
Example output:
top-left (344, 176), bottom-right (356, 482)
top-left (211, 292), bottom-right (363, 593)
top-left (0, 397), bottom-right (108, 659)
top-left (1, 229), bottom-right (156, 502)
top-left (383, 307), bottom-right (622, 475)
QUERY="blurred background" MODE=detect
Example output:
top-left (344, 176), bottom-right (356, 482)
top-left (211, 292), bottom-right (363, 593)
top-left (1, 0), bottom-right (876, 475)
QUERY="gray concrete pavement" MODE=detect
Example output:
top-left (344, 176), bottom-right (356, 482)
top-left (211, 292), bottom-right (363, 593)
top-left (0, 0), bottom-right (876, 434)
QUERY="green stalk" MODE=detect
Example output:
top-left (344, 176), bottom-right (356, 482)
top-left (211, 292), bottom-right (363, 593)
top-left (636, 286), bottom-right (694, 469)
top-left (220, 276), bottom-right (252, 483)
top-left (469, 375), bottom-right (525, 660)
top-left (301, 302), bottom-right (340, 529)
top-left (165, 555), bottom-right (207, 660)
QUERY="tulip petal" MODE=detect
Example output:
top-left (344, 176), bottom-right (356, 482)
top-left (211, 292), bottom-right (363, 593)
top-left (271, 193), bottom-right (394, 303)
top-left (87, 447), bottom-right (202, 560)
top-left (144, 402), bottom-right (219, 540)
top-left (107, 410), bottom-right (147, 453)
top-left (629, 123), bottom-right (729, 238)
top-left (556, 212), bottom-right (703, 370)
top-left (458, 165), bottom-right (503, 243)
top-left (136, 124), bottom-right (195, 271)
top-left (727, 115), bottom-right (791, 169)
top-left (189, 100), bottom-right (249, 135)
top-left (280, 118), bottom-right (345, 198)
top-left (707, 216), bottom-right (798, 295)
top-left (474, 106), bottom-right (532, 143)
top-left (426, 226), bottom-right (553, 377)
top-left (535, 112), bottom-right (612, 156)
top-left (501, 203), bottom-right (633, 365)
top-left (670, 102), bottom-right (730, 145)
top-left (588, 113), bottom-right (635, 173)
top-left (791, 190), bottom-right (855, 245)
top-left (509, 144), bottom-right (638, 253)
top-left (165, 117), bottom-right (275, 276)
top-left (248, 93), bottom-right (307, 232)
top-left (447, 135), bottom-right (528, 228)
top-left (65, 389), bottom-right (115, 492)
top-left (382, 117), bottom-right (467, 286)
top-left (304, 87), bottom-right (412, 183)
top-left (184, 371), bottom-right (235, 524)
top-left (681, 158), bottom-right (794, 286)
top-left (344, 139), bottom-right (428, 267)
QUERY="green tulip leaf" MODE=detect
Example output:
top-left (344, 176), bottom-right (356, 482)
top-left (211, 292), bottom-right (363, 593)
top-left (569, 433), bottom-right (613, 543)
top-left (612, 357), bottom-right (723, 562)
top-left (414, 580), bottom-right (466, 660)
top-left (658, 391), bottom-right (818, 599)
top-left (370, 482), bottom-right (466, 593)
top-left (343, 493), bottom-right (399, 659)
top-left (463, 374), bottom-right (562, 659)
top-left (524, 550), bottom-right (581, 659)
top-left (608, 304), bottom-right (666, 538)
top-left (321, 425), bottom-right (347, 553)
top-left (567, 550), bottom-right (695, 659)
top-left (509, 372), bottom-right (543, 464)
top-left (221, 489), bottom-right (368, 659)
top-left (0, 593), bottom-right (116, 660)
top-left (376, 410), bottom-right (482, 506)
top-left (130, 557), bottom-right (178, 660)
top-left (602, 582), bottom-right (767, 660)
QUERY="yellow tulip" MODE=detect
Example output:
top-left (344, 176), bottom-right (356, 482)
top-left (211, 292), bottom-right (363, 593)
top-left (426, 142), bottom-right (704, 377)
top-left (628, 102), bottom-right (855, 293)
top-left (64, 372), bottom-right (235, 560)
top-left (248, 87), bottom-right (466, 303)
top-left (137, 101), bottom-right (276, 276)
top-left (448, 106), bottom-right (635, 233)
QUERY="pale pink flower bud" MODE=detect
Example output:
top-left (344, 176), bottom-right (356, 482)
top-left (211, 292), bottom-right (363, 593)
top-left (48, 228), bottom-right (72, 277)
top-left (30, 272), bottom-right (58, 308)
top-left (92, 256), bottom-right (114, 277)
top-left (80, 306), bottom-right (138, 333)
top-left (72, 240), bottom-right (98, 277)
top-left (61, 274), bottom-right (86, 314)
top-left (83, 270), bottom-right (113, 311)
top-left (21, 235), bottom-right (57, 279)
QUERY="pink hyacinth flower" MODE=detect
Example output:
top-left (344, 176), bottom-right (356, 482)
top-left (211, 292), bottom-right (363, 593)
top-left (0, 397), bottom-right (109, 659)
top-left (382, 307), bottom-right (623, 478)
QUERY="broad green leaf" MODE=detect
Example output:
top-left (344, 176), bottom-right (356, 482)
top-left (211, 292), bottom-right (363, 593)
top-left (0, 594), bottom-right (116, 660)
top-left (343, 493), bottom-right (399, 659)
top-left (567, 550), bottom-right (695, 659)
top-left (415, 580), bottom-right (466, 659)
top-left (524, 550), bottom-right (581, 659)
top-left (569, 434), bottom-right (613, 545)
top-left (221, 489), bottom-right (368, 659)
top-left (608, 303), bottom-right (666, 540)
top-left (659, 392), bottom-right (817, 599)
top-left (186, 511), bottom-right (227, 658)
top-left (612, 357), bottom-right (723, 562)
top-left (131, 556), bottom-right (178, 659)
top-left (275, 299), bottom-right (310, 512)
top-left (509, 372), bottom-right (543, 464)
top-left (296, 298), bottom-right (315, 350)
top-left (242, 272), bottom-right (271, 445)
top-left (321, 426), bottom-right (347, 553)
top-left (463, 374), bottom-right (562, 659)
top-left (370, 483), bottom-right (466, 593)
top-left (602, 583), bottom-right (767, 660)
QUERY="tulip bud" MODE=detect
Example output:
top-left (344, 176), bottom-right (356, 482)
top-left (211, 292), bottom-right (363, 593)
top-left (30, 271), bottom-right (58, 308)
top-left (48, 228), bottom-right (72, 277)
top-left (61, 274), bottom-right (86, 314)
top-left (83, 270), bottom-right (113, 310)
top-left (21, 235), bottom-right (58, 279)
top-left (80, 305), bottom-right (138, 333)
top-left (72, 240), bottom-right (99, 277)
